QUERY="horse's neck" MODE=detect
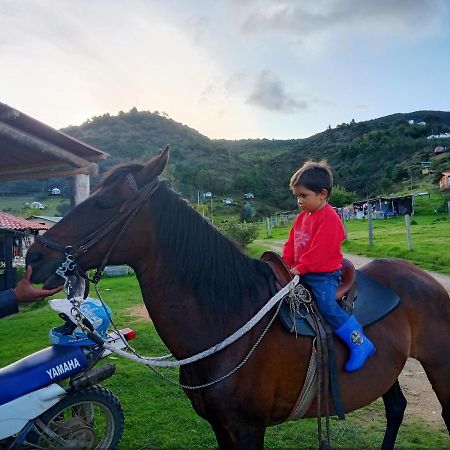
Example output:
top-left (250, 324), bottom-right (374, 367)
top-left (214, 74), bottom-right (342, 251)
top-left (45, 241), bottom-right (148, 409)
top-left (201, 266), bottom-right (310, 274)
top-left (135, 265), bottom-right (270, 360)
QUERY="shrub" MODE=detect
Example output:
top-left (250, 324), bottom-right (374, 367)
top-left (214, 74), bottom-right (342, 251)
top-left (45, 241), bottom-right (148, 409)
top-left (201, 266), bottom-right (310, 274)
top-left (218, 219), bottom-right (259, 248)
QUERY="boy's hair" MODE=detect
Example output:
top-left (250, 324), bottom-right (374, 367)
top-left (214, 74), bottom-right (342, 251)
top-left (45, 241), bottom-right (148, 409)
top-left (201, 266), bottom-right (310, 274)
top-left (289, 160), bottom-right (333, 197)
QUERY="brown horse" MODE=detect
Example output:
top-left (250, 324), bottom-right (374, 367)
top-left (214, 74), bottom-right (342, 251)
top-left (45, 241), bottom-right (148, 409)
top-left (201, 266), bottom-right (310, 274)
top-left (27, 148), bottom-right (450, 449)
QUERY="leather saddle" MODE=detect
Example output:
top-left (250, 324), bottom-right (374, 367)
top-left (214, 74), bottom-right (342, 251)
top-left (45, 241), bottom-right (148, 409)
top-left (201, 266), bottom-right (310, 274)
top-left (261, 250), bottom-right (355, 301)
top-left (261, 250), bottom-right (400, 337)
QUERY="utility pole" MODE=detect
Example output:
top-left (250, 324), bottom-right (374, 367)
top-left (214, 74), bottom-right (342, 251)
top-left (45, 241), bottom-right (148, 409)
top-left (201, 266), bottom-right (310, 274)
top-left (210, 194), bottom-right (214, 224)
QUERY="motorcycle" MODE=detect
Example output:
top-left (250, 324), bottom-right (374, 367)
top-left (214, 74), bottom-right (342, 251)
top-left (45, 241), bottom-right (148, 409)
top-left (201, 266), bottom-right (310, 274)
top-left (0, 295), bottom-right (135, 449)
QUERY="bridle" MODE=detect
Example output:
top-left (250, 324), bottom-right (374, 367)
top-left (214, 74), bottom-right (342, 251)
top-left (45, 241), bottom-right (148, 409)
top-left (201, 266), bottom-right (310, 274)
top-left (36, 174), bottom-right (164, 286)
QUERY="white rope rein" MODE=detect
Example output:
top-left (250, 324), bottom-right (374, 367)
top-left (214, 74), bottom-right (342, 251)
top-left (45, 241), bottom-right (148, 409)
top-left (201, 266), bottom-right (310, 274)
top-left (103, 276), bottom-right (299, 367)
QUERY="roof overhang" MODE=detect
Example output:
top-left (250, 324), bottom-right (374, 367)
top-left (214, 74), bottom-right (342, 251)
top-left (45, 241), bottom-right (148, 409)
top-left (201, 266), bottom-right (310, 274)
top-left (0, 102), bottom-right (109, 181)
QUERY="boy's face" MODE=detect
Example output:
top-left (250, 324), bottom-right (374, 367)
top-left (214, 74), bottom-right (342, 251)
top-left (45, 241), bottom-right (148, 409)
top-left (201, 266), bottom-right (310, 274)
top-left (292, 185), bottom-right (328, 213)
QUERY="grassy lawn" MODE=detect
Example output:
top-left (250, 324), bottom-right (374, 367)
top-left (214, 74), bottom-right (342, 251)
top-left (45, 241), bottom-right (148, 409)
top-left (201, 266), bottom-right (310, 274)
top-left (2, 275), bottom-right (449, 448)
top-left (0, 194), bottom-right (70, 217)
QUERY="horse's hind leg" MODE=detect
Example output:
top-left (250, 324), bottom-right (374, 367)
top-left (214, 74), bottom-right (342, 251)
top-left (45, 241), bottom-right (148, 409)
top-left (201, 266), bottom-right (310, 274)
top-left (420, 359), bottom-right (450, 434)
top-left (381, 380), bottom-right (407, 450)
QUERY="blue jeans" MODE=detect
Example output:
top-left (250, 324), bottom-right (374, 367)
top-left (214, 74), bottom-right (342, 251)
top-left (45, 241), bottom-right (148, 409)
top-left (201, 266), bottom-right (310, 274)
top-left (300, 271), bottom-right (349, 330)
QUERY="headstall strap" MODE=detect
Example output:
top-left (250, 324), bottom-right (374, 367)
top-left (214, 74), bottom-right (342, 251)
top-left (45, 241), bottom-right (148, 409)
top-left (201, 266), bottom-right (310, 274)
top-left (38, 176), bottom-right (162, 288)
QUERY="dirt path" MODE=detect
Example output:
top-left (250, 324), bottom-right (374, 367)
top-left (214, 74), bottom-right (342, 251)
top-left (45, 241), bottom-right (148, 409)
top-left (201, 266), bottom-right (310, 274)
top-left (256, 240), bottom-right (450, 427)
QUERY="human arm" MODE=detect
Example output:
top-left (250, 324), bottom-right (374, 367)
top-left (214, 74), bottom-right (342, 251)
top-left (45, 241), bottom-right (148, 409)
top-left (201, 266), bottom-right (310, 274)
top-left (0, 288), bottom-right (18, 318)
top-left (281, 223), bottom-right (296, 267)
top-left (0, 266), bottom-right (63, 319)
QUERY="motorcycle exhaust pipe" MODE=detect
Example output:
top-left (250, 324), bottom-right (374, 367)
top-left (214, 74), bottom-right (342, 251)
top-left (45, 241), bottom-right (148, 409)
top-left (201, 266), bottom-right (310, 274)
top-left (70, 364), bottom-right (116, 391)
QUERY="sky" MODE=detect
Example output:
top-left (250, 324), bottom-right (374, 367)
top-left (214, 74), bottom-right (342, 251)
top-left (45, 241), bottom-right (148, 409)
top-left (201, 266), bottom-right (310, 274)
top-left (1, 0), bottom-right (450, 140)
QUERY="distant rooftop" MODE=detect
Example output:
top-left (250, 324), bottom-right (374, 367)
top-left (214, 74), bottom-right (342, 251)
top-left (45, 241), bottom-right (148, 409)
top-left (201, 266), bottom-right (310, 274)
top-left (32, 215), bottom-right (63, 223)
top-left (0, 212), bottom-right (48, 231)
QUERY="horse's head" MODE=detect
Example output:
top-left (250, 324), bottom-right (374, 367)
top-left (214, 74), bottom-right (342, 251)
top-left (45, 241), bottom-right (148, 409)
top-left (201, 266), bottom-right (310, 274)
top-left (26, 146), bottom-right (169, 288)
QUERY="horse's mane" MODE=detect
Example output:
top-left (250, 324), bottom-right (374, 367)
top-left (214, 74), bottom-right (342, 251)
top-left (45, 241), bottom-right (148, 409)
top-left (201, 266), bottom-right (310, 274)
top-left (99, 163), bottom-right (273, 315)
top-left (150, 183), bottom-right (273, 316)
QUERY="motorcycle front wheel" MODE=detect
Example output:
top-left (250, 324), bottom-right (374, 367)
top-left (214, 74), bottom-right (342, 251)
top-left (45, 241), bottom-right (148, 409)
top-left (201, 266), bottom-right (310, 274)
top-left (29, 385), bottom-right (124, 449)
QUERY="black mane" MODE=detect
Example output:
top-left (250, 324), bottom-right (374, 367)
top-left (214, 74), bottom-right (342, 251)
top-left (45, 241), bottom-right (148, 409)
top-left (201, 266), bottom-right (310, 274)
top-left (149, 183), bottom-right (273, 315)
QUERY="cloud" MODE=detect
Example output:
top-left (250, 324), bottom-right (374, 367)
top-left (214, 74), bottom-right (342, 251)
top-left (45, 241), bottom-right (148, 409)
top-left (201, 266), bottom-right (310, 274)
top-left (246, 70), bottom-right (308, 113)
top-left (236, 0), bottom-right (446, 38)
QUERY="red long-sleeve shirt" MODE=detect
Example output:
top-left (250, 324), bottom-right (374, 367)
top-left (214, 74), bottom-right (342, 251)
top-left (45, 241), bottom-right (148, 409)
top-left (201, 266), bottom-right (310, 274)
top-left (282, 204), bottom-right (345, 274)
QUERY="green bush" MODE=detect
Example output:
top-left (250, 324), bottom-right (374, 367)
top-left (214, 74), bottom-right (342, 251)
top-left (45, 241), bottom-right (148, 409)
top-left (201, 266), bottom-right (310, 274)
top-left (218, 219), bottom-right (259, 248)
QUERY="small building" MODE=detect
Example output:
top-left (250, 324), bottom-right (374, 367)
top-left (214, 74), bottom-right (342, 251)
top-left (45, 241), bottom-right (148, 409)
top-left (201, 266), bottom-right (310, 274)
top-left (244, 192), bottom-right (255, 199)
top-left (223, 198), bottom-right (233, 205)
top-left (203, 192), bottom-right (212, 198)
top-left (30, 201), bottom-right (45, 209)
top-left (438, 172), bottom-right (450, 191)
top-left (0, 212), bottom-right (48, 290)
top-left (50, 187), bottom-right (61, 195)
top-left (30, 215), bottom-right (63, 229)
top-left (353, 195), bottom-right (414, 218)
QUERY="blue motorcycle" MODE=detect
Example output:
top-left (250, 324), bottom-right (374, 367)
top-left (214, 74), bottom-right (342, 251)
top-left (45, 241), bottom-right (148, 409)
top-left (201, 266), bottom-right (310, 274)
top-left (0, 296), bottom-right (135, 449)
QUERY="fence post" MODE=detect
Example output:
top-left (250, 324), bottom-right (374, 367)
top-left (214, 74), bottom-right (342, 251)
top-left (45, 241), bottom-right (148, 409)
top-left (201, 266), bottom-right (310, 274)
top-left (368, 204), bottom-right (373, 246)
top-left (405, 214), bottom-right (413, 250)
top-left (266, 217), bottom-right (271, 237)
top-left (447, 201), bottom-right (450, 220)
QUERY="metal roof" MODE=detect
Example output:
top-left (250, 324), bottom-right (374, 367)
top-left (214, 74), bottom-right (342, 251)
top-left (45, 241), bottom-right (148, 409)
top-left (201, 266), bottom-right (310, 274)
top-left (0, 102), bottom-right (108, 181)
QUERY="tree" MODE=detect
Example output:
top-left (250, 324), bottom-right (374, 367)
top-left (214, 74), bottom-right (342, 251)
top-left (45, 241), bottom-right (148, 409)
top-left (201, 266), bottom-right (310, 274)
top-left (329, 186), bottom-right (355, 208)
top-left (240, 202), bottom-right (255, 222)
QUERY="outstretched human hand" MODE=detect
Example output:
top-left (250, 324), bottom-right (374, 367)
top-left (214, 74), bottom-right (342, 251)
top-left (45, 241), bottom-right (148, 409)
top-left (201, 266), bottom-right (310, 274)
top-left (14, 266), bottom-right (63, 302)
top-left (289, 267), bottom-right (300, 276)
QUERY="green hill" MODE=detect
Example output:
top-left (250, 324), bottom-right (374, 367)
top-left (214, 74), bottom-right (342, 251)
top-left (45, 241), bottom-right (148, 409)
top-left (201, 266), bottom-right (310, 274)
top-left (62, 108), bottom-right (450, 208)
top-left (1, 108), bottom-right (449, 217)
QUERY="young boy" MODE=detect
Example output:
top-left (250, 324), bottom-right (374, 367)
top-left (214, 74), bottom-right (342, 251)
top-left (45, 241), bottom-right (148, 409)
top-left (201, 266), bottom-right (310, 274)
top-left (282, 160), bottom-right (375, 372)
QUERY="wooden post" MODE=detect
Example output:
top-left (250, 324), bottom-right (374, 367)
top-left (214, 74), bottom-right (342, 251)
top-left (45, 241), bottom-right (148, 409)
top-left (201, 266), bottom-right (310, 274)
top-left (4, 234), bottom-right (16, 289)
top-left (342, 213), bottom-right (348, 241)
top-left (368, 203), bottom-right (373, 246)
top-left (405, 214), bottom-right (413, 250)
top-left (266, 217), bottom-right (271, 237)
top-left (448, 201), bottom-right (450, 220)
top-left (71, 174), bottom-right (90, 207)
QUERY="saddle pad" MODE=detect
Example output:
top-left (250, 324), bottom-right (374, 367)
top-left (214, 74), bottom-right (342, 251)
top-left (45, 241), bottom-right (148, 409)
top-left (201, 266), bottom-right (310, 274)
top-left (279, 270), bottom-right (400, 337)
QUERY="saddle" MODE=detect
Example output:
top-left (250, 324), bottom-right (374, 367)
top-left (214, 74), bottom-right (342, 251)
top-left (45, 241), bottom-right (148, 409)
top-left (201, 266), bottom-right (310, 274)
top-left (261, 251), bottom-right (356, 305)
top-left (261, 250), bottom-right (400, 336)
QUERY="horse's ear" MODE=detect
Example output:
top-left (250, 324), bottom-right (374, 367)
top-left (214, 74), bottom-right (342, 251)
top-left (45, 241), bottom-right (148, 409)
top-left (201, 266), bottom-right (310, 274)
top-left (136, 145), bottom-right (169, 186)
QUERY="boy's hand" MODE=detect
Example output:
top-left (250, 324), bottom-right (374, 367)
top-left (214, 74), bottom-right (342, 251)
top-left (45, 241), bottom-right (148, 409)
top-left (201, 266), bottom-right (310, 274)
top-left (289, 267), bottom-right (300, 275)
top-left (14, 266), bottom-right (63, 302)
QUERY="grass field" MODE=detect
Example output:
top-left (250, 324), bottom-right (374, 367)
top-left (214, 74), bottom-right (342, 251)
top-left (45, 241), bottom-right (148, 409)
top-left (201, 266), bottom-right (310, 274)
top-left (2, 275), bottom-right (449, 448)
top-left (0, 194), bottom-right (70, 217)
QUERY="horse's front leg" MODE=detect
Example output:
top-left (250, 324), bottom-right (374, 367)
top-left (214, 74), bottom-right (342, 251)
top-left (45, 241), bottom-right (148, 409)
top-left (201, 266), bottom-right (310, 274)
top-left (211, 422), bottom-right (266, 450)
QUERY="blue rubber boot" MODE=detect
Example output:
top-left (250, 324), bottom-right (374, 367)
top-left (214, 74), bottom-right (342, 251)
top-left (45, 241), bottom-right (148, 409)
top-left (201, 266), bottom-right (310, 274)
top-left (335, 315), bottom-right (376, 372)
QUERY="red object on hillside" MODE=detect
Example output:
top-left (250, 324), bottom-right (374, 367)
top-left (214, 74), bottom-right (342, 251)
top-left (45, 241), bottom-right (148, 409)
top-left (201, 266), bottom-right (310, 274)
top-left (0, 212), bottom-right (48, 231)
top-left (434, 146), bottom-right (448, 154)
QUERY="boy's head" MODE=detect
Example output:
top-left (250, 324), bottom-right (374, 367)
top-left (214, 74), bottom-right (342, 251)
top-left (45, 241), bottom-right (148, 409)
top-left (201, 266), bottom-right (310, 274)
top-left (290, 160), bottom-right (333, 197)
top-left (290, 160), bottom-right (333, 213)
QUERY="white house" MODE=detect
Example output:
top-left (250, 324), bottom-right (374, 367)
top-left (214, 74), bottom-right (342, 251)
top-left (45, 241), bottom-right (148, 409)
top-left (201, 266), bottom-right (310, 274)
top-left (50, 187), bottom-right (61, 195)
top-left (244, 192), bottom-right (255, 199)
top-left (223, 198), bottom-right (233, 205)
